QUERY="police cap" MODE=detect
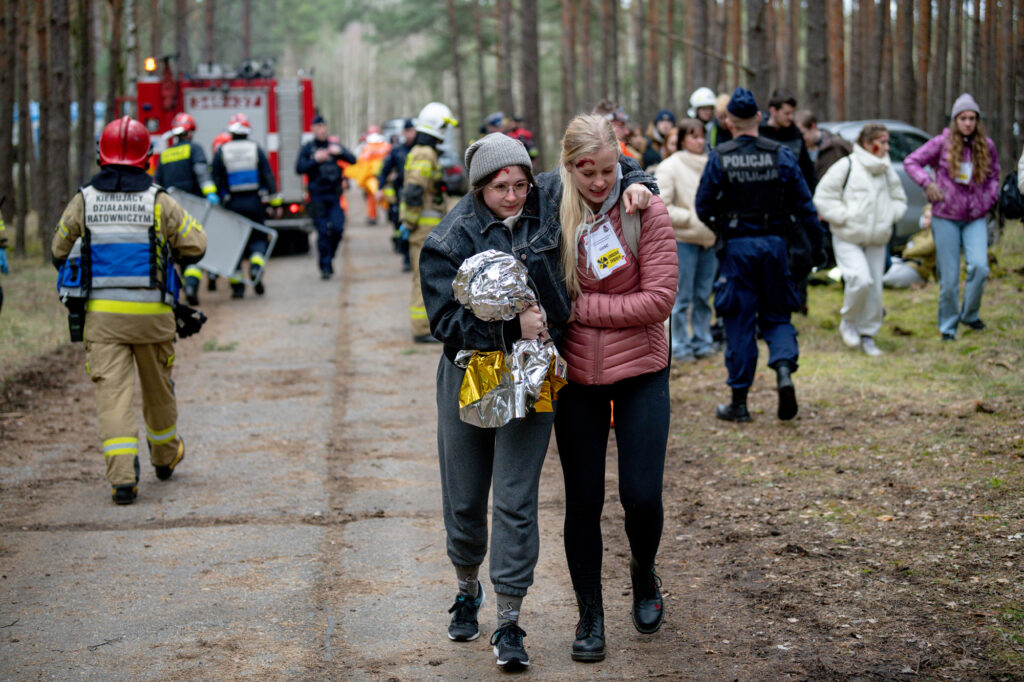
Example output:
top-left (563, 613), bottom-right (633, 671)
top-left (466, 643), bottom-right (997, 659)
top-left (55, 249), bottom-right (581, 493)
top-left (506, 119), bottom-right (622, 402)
top-left (726, 87), bottom-right (759, 119)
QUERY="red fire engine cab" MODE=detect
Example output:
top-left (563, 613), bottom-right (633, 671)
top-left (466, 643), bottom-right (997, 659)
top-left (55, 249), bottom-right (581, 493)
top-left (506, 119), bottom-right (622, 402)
top-left (137, 57), bottom-right (315, 254)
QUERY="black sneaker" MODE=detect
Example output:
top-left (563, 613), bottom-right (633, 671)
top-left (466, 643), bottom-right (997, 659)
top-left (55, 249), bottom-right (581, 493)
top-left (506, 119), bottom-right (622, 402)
top-left (965, 319), bottom-right (986, 330)
top-left (111, 484), bottom-right (137, 505)
top-left (490, 622), bottom-right (529, 670)
top-left (251, 265), bottom-right (265, 296)
top-left (154, 438), bottom-right (185, 481)
top-left (447, 582), bottom-right (485, 642)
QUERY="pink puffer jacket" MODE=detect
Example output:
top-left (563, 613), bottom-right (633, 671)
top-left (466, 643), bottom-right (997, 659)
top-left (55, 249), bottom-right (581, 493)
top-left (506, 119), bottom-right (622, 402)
top-left (561, 196), bottom-right (678, 385)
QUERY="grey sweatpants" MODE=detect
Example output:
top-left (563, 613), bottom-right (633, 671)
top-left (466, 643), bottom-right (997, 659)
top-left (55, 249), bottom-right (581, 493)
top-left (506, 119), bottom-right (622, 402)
top-left (436, 354), bottom-right (553, 597)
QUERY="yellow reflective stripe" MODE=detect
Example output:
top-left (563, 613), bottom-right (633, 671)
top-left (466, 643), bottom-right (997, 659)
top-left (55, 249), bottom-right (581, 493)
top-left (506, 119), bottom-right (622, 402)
top-left (410, 306), bottom-right (428, 320)
top-left (58, 220), bottom-right (70, 238)
top-left (418, 216), bottom-right (442, 227)
top-left (178, 211), bottom-right (199, 237)
top-left (201, 183), bottom-right (217, 196)
top-left (407, 160), bottom-right (441, 180)
top-left (103, 437), bottom-right (139, 457)
top-left (154, 203), bottom-right (164, 243)
top-left (250, 253), bottom-right (266, 267)
top-left (183, 265), bottom-right (203, 278)
top-left (86, 300), bottom-right (174, 315)
top-left (146, 424), bottom-right (177, 444)
top-left (268, 196), bottom-right (283, 207)
top-left (166, 353), bottom-right (175, 368)
top-left (160, 144), bottom-right (192, 164)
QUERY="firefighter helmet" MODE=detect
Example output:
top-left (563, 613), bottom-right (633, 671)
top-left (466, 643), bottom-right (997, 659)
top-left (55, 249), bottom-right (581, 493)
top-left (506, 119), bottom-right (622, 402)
top-left (211, 132), bottom-right (232, 155)
top-left (415, 102), bottom-right (458, 141)
top-left (227, 112), bottom-right (251, 135)
top-left (687, 87), bottom-right (717, 116)
top-left (97, 116), bottom-right (152, 168)
top-left (171, 112), bottom-right (197, 133)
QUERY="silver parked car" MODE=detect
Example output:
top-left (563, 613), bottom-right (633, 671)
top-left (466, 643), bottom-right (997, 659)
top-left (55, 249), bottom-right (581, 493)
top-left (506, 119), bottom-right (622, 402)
top-left (818, 120), bottom-right (930, 246)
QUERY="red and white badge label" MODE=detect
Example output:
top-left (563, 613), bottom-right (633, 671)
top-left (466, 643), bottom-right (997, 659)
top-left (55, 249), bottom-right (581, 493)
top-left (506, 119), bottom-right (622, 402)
top-left (583, 218), bottom-right (629, 280)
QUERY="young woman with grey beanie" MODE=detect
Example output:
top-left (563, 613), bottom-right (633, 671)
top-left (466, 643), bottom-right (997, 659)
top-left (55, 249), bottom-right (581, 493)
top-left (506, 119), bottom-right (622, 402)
top-left (904, 93), bottom-right (1000, 340)
top-left (418, 132), bottom-right (654, 670)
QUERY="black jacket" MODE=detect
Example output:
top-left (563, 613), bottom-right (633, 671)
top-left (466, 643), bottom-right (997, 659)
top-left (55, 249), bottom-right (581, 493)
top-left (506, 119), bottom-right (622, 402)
top-left (296, 138), bottom-right (357, 198)
top-left (759, 122), bottom-right (817, 192)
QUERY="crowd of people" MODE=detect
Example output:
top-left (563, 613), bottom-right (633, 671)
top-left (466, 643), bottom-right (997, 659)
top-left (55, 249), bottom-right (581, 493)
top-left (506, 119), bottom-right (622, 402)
top-left (42, 79), bottom-right (1009, 673)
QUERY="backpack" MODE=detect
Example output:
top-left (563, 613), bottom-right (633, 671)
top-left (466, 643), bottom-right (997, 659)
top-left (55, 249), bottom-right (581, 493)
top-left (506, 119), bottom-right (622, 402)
top-left (998, 170), bottom-right (1024, 221)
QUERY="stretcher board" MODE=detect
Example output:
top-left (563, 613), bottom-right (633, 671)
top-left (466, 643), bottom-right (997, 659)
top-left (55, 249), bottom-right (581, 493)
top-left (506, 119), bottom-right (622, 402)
top-left (166, 188), bottom-right (278, 284)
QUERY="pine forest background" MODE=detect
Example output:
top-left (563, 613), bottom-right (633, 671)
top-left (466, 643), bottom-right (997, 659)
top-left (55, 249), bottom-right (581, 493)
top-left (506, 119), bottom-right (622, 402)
top-left (1, 0), bottom-right (1022, 259)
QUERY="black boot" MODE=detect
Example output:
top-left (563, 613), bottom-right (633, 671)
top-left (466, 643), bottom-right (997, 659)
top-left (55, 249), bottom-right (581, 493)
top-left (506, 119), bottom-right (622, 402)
top-left (572, 589), bottom-right (605, 662)
top-left (775, 361), bottom-right (798, 420)
top-left (715, 386), bottom-right (751, 422)
top-left (629, 558), bottom-right (664, 634)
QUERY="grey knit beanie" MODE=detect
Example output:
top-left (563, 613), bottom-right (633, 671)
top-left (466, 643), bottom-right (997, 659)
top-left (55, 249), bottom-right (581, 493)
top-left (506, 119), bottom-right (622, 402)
top-left (464, 133), bottom-right (533, 187)
top-left (951, 93), bottom-right (980, 120)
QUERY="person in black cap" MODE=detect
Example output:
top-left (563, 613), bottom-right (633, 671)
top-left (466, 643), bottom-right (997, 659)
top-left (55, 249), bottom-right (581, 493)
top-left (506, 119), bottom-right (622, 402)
top-left (695, 87), bottom-right (825, 423)
top-left (642, 109), bottom-right (676, 170)
top-left (296, 114), bottom-right (357, 279)
top-left (377, 118), bottom-right (418, 270)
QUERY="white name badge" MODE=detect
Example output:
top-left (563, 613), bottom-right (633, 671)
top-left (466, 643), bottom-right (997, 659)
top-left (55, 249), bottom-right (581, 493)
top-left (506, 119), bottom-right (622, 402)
top-left (955, 161), bottom-right (973, 184)
top-left (584, 219), bottom-right (630, 280)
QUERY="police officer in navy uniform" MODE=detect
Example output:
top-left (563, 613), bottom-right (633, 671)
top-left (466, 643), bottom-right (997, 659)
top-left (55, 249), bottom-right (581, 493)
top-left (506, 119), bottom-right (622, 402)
top-left (211, 112), bottom-right (282, 298)
top-left (296, 114), bottom-right (357, 279)
top-left (155, 112), bottom-right (219, 305)
top-left (696, 87), bottom-right (825, 423)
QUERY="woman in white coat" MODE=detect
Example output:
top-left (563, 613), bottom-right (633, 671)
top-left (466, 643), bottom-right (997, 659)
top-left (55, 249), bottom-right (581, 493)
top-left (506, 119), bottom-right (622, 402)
top-left (813, 123), bottom-right (907, 356)
top-left (655, 119), bottom-right (718, 361)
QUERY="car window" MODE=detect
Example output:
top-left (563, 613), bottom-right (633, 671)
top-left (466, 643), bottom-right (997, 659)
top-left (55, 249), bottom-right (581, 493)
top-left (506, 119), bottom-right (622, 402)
top-left (889, 131), bottom-right (930, 163)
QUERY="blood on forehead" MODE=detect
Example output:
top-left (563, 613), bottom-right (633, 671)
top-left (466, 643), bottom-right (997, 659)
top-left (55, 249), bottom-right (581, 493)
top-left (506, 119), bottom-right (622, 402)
top-left (574, 158), bottom-right (595, 168)
top-left (496, 167), bottom-right (511, 176)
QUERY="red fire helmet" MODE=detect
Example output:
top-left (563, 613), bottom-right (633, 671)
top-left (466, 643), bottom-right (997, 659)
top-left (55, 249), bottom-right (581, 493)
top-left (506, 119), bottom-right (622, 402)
top-left (227, 112), bottom-right (251, 135)
top-left (98, 116), bottom-right (151, 168)
top-left (171, 112), bottom-right (197, 132)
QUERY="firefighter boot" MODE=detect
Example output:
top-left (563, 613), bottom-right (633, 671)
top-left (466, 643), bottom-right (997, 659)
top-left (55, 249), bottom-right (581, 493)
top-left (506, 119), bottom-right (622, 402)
top-left (154, 438), bottom-right (185, 481)
top-left (207, 274), bottom-right (218, 292)
top-left (111, 456), bottom-right (141, 505)
top-left (251, 265), bottom-right (265, 296)
top-left (715, 387), bottom-right (751, 423)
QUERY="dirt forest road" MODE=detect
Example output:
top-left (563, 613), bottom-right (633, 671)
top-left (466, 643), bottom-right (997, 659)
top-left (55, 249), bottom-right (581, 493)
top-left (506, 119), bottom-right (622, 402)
top-left (1, 201), bottom-right (760, 681)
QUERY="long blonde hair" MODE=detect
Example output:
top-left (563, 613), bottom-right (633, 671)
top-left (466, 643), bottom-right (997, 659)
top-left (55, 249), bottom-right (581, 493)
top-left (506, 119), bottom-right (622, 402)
top-left (558, 114), bottom-right (619, 297)
top-left (946, 117), bottom-right (992, 185)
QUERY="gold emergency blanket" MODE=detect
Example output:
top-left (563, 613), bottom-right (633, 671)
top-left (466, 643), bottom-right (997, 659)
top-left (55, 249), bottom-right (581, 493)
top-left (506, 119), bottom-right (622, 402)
top-left (453, 250), bottom-right (567, 428)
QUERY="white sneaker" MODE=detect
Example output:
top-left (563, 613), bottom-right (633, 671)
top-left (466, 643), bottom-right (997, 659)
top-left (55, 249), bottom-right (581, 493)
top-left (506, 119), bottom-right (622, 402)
top-left (839, 319), bottom-right (860, 347)
top-left (860, 336), bottom-right (883, 357)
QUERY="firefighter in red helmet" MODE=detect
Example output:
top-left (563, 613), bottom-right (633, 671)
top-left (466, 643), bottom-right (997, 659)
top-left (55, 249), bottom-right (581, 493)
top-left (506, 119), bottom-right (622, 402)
top-left (155, 111), bottom-right (219, 305)
top-left (51, 116), bottom-right (207, 505)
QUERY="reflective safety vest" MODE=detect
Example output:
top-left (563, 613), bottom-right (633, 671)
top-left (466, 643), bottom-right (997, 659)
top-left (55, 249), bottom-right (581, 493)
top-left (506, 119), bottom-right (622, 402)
top-left (77, 185), bottom-right (178, 314)
top-left (220, 139), bottom-right (260, 192)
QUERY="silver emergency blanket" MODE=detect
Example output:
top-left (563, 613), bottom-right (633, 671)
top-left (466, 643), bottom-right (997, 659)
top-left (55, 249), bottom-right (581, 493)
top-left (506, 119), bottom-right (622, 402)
top-left (453, 249), bottom-right (567, 428)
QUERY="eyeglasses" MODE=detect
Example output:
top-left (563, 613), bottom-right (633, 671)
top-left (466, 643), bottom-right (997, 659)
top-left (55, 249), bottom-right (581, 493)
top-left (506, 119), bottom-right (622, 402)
top-left (486, 180), bottom-right (531, 197)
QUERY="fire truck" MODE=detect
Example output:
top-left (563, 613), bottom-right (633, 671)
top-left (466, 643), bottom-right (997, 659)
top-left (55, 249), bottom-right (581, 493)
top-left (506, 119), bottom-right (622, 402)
top-left (136, 57), bottom-right (315, 254)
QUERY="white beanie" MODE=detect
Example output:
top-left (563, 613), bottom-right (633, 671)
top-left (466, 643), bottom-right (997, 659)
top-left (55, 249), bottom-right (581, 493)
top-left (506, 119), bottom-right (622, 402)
top-left (951, 93), bottom-right (981, 121)
top-left (464, 133), bottom-right (533, 187)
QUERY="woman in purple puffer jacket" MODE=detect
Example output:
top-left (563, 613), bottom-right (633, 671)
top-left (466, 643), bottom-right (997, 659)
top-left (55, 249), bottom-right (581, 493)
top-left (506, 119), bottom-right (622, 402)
top-left (904, 93), bottom-right (1000, 341)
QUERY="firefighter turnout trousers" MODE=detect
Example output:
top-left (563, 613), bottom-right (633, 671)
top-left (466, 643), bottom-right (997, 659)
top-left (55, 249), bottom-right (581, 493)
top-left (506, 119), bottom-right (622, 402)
top-left (86, 339), bottom-right (180, 487)
top-left (408, 210), bottom-right (442, 337)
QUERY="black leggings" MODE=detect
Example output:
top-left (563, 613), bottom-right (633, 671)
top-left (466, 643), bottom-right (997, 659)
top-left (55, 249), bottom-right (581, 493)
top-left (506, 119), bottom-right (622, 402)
top-left (553, 365), bottom-right (670, 594)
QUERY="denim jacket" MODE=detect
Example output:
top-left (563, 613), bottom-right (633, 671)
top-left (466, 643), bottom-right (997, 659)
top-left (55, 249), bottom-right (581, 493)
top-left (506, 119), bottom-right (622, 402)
top-left (420, 158), bottom-right (657, 362)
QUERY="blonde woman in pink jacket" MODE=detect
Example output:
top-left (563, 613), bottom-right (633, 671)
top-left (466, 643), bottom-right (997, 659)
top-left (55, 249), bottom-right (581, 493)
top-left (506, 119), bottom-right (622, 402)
top-left (552, 114), bottom-right (678, 663)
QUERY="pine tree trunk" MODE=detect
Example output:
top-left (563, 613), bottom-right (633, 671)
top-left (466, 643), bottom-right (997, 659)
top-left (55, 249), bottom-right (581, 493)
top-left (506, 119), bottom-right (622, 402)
top-left (665, 0), bottom-right (675, 110)
top-left (124, 0), bottom-right (136, 103)
top-left (928, 0), bottom-right (950, 132)
top-left (241, 0), bottom-right (250, 60)
top-left (805, 0), bottom-right (828, 117)
top-left (521, 0), bottom-right (542, 165)
top-left (610, 0), bottom-right (619, 101)
top-left (632, 0), bottom-right (644, 116)
top-left (498, 0), bottom-right (515, 116)
top-left (787, 0), bottom-right (798, 93)
top-left (645, 0), bottom-right (660, 123)
top-left (713, 0), bottom-right (727, 91)
top-left (560, 0), bottom-right (573, 125)
top-left (581, 0), bottom-right (595, 110)
top-left (472, 0), bottom-right (487, 124)
top-left (950, 0), bottom-right (962, 98)
top-left (914, 0), bottom-right (930, 129)
top-left (1015, 0), bottom-right (1024, 157)
top-left (765, 0), bottom-right (778, 90)
top-left (881, 0), bottom-right (895, 112)
top-left (862, 0), bottom-right (877, 118)
top-left (599, 0), bottom-right (611, 96)
top-left (49, 0), bottom-right (72, 258)
top-left (35, 0), bottom-right (51, 255)
top-left (968, 0), bottom-right (980, 86)
top-left (693, 0), bottom-right (709, 89)
top-left (149, 0), bottom-right (159, 57)
top-left (997, 0), bottom-right (1012, 162)
top-left (827, 0), bottom-right (845, 119)
top-left (0, 0), bottom-right (15, 225)
top-left (76, 0), bottom-right (96, 186)
top-left (729, 0), bottom-right (741, 86)
top-left (15, 0), bottom-right (29, 252)
top-left (896, 0), bottom-right (915, 124)
top-left (107, 0), bottom-right (123, 121)
top-left (203, 0), bottom-right (215, 63)
top-left (443, 0), bottom-right (466, 153)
